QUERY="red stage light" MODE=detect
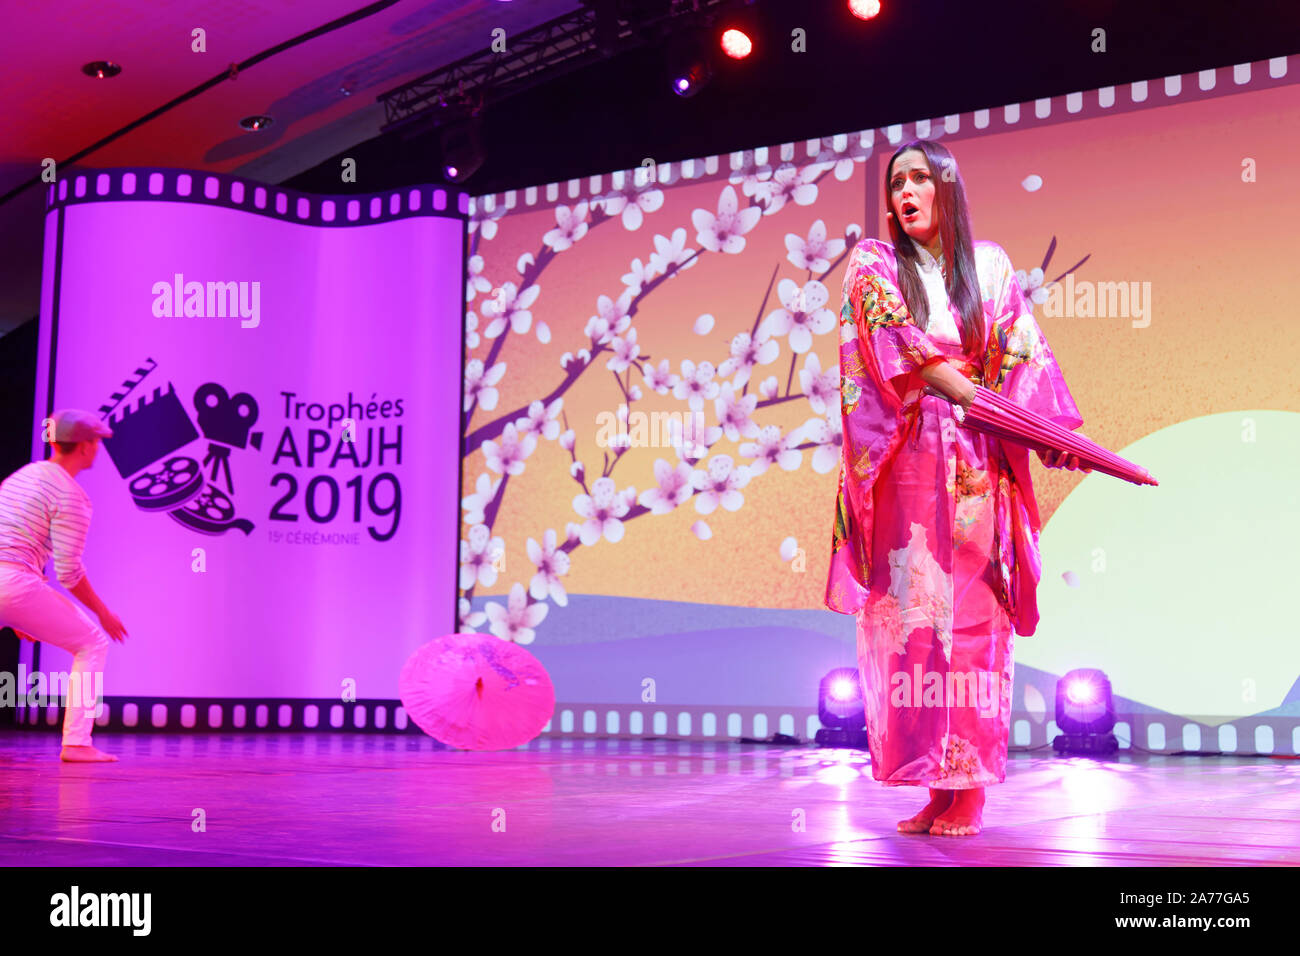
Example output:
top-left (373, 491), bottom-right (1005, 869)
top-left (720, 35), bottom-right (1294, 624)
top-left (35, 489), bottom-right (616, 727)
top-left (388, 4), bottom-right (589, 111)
top-left (720, 28), bottom-right (753, 60)
top-left (848, 0), bottom-right (881, 21)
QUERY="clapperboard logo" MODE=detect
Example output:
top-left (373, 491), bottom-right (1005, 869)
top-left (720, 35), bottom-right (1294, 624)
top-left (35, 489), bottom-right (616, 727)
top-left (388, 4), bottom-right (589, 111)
top-left (98, 358), bottom-right (263, 536)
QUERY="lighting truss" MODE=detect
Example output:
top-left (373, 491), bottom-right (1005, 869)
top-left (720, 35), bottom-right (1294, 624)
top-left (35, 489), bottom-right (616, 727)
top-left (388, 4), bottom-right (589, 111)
top-left (377, 0), bottom-right (746, 134)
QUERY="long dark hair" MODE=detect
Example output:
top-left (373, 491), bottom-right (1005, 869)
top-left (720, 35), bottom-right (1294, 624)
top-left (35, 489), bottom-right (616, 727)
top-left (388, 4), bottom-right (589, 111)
top-left (884, 139), bottom-right (984, 357)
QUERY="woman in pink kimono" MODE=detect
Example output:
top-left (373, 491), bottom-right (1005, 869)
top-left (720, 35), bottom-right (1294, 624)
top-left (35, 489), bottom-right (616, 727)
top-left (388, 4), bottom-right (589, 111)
top-left (824, 139), bottom-right (1090, 836)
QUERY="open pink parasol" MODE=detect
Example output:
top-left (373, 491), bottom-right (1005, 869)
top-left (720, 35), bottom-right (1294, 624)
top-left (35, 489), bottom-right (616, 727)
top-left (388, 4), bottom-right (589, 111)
top-left (398, 632), bottom-right (555, 751)
top-left (947, 384), bottom-right (1158, 486)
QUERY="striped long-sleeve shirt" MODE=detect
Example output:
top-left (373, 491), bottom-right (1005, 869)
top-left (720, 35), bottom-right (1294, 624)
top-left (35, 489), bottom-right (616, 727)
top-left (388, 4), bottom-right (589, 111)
top-left (0, 460), bottom-right (93, 588)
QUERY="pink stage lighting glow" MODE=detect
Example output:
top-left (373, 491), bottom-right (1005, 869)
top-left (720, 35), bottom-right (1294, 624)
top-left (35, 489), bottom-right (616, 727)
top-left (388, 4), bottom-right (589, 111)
top-left (831, 678), bottom-right (857, 701)
top-left (1067, 679), bottom-right (1096, 704)
top-left (720, 28), bottom-right (753, 60)
top-left (849, 0), bottom-right (882, 21)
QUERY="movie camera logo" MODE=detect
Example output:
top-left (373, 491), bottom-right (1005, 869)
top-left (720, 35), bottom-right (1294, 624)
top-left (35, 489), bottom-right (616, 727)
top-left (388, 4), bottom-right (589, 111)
top-left (98, 360), bottom-right (262, 537)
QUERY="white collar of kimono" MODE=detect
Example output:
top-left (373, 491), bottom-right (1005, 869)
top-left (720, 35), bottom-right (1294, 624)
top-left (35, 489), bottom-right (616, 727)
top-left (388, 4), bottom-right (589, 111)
top-left (912, 241), bottom-right (945, 273)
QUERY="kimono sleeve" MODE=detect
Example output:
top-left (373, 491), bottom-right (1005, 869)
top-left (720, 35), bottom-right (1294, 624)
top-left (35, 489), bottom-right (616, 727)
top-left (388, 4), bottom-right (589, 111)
top-left (842, 242), bottom-right (947, 400)
top-left (825, 240), bottom-right (925, 615)
top-left (984, 245), bottom-right (1083, 430)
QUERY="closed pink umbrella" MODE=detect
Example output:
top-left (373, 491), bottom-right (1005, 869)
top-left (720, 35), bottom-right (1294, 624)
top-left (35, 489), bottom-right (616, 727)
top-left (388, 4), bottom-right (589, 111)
top-left (398, 633), bottom-right (555, 751)
top-left (944, 384), bottom-right (1157, 486)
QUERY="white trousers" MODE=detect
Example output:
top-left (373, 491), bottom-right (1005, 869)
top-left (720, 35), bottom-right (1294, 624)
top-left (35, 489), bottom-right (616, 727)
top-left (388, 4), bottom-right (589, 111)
top-left (0, 562), bottom-right (108, 746)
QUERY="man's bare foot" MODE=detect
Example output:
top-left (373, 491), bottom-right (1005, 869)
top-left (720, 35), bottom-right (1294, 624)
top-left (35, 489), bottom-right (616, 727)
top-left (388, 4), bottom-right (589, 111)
top-left (897, 788), bottom-right (954, 833)
top-left (60, 745), bottom-right (118, 763)
top-left (930, 786), bottom-right (984, 835)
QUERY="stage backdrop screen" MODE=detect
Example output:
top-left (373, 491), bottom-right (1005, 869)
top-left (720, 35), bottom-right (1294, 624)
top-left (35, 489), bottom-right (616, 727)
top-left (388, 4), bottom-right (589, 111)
top-left (32, 170), bottom-right (466, 702)
top-left (458, 56), bottom-right (1300, 747)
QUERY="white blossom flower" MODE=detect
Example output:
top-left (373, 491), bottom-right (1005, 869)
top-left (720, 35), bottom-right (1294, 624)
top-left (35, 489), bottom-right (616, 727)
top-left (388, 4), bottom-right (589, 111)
top-left (597, 179), bottom-right (665, 230)
top-left (622, 256), bottom-right (657, 296)
top-left (672, 359), bottom-right (721, 412)
top-left (799, 413), bottom-right (843, 474)
top-left (642, 358), bottom-right (679, 395)
top-left (691, 185), bottom-right (762, 254)
top-left (647, 227), bottom-right (697, 277)
top-left (457, 596), bottom-right (486, 631)
top-left (465, 310), bottom-right (480, 350)
top-left (691, 455), bottom-right (751, 514)
top-left (638, 458), bottom-right (695, 514)
top-left (717, 327), bottom-right (779, 387)
top-left (1015, 266), bottom-right (1051, 306)
top-left (515, 397), bottom-right (564, 440)
top-left (738, 424), bottom-right (804, 475)
top-left (786, 219), bottom-right (846, 272)
top-left (754, 162), bottom-right (829, 216)
top-left (730, 157), bottom-right (773, 196)
top-left (466, 255), bottom-right (492, 302)
top-left (482, 281), bottom-right (541, 338)
top-left (812, 145), bottom-right (866, 183)
top-left (798, 351), bottom-right (840, 416)
top-left (459, 523), bottom-right (505, 590)
top-left (464, 358), bottom-right (507, 412)
top-left (543, 201), bottom-right (589, 252)
top-left (585, 289), bottom-right (634, 346)
top-left (572, 476), bottom-right (632, 545)
top-left (461, 472), bottom-right (502, 526)
top-left (468, 198), bottom-right (507, 240)
top-left (762, 278), bottom-right (836, 353)
top-left (481, 422), bottom-right (537, 475)
top-left (484, 582), bottom-right (549, 644)
top-left (691, 520), bottom-right (712, 540)
top-left (669, 413), bottom-right (721, 464)
top-left (714, 381), bottom-right (761, 442)
top-left (759, 375), bottom-right (779, 399)
top-left (607, 328), bottom-right (640, 373)
top-left (527, 529), bottom-right (571, 606)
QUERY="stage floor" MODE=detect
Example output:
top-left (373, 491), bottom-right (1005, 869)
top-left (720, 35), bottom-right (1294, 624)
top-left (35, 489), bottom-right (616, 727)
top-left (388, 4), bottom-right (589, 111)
top-left (1, 731), bottom-right (1296, 866)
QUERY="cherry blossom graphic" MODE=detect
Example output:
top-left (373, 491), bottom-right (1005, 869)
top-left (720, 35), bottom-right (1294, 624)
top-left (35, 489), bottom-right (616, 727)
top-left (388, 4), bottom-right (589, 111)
top-left (458, 158), bottom-right (873, 641)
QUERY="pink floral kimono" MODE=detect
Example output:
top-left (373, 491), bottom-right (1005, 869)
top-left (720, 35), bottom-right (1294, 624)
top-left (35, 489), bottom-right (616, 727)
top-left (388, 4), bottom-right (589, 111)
top-left (824, 237), bottom-right (1082, 789)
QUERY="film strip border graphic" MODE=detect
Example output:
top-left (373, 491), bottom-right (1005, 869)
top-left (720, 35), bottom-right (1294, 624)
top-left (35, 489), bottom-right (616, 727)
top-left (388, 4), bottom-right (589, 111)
top-left (8, 698), bottom-right (1300, 754)
top-left (467, 53), bottom-right (1297, 220)
top-left (44, 166), bottom-right (470, 227)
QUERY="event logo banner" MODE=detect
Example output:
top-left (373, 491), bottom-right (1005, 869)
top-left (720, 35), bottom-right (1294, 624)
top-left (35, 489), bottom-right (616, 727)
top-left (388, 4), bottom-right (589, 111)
top-left (33, 170), bottom-right (466, 700)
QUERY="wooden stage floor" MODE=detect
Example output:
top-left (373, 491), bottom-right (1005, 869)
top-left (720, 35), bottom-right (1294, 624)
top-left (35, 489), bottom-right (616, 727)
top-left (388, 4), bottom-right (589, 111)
top-left (1, 731), bottom-right (1296, 866)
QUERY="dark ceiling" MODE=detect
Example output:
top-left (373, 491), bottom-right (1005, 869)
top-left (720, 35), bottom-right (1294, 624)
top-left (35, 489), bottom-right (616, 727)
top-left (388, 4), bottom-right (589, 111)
top-left (286, 0), bottom-right (1300, 198)
top-left (3, 0), bottom-right (1299, 336)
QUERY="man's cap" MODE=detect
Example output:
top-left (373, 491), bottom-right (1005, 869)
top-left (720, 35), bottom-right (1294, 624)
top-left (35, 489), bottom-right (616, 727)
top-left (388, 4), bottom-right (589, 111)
top-left (50, 409), bottom-right (113, 444)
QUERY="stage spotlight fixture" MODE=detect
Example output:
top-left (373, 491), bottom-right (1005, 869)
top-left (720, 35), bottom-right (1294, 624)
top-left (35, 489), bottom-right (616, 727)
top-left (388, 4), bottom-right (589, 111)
top-left (813, 667), bottom-right (870, 748)
top-left (440, 117), bottom-right (486, 183)
top-left (666, 33), bottom-right (712, 98)
top-left (848, 0), bottom-right (882, 20)
top-left (81, 61), bottom-right (122, 79)
top-left (1053, 668), bottom-right (1119, 755)
top-left (238, 115), bottom-right (274, 131)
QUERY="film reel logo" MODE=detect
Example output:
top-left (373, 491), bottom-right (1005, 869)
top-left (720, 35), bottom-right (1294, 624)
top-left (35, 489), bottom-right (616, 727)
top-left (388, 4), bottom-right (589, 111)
top-left (100, 360), bottom-right (263, 536)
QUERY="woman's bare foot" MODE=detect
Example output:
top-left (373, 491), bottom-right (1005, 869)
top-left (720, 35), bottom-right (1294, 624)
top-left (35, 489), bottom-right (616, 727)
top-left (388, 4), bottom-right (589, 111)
top-left (930, 786), bottom-right (984, 835)
top-left (60, 745), bottom-right (118, 763)
top-left (897, 788), bottom-right (954, 833)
